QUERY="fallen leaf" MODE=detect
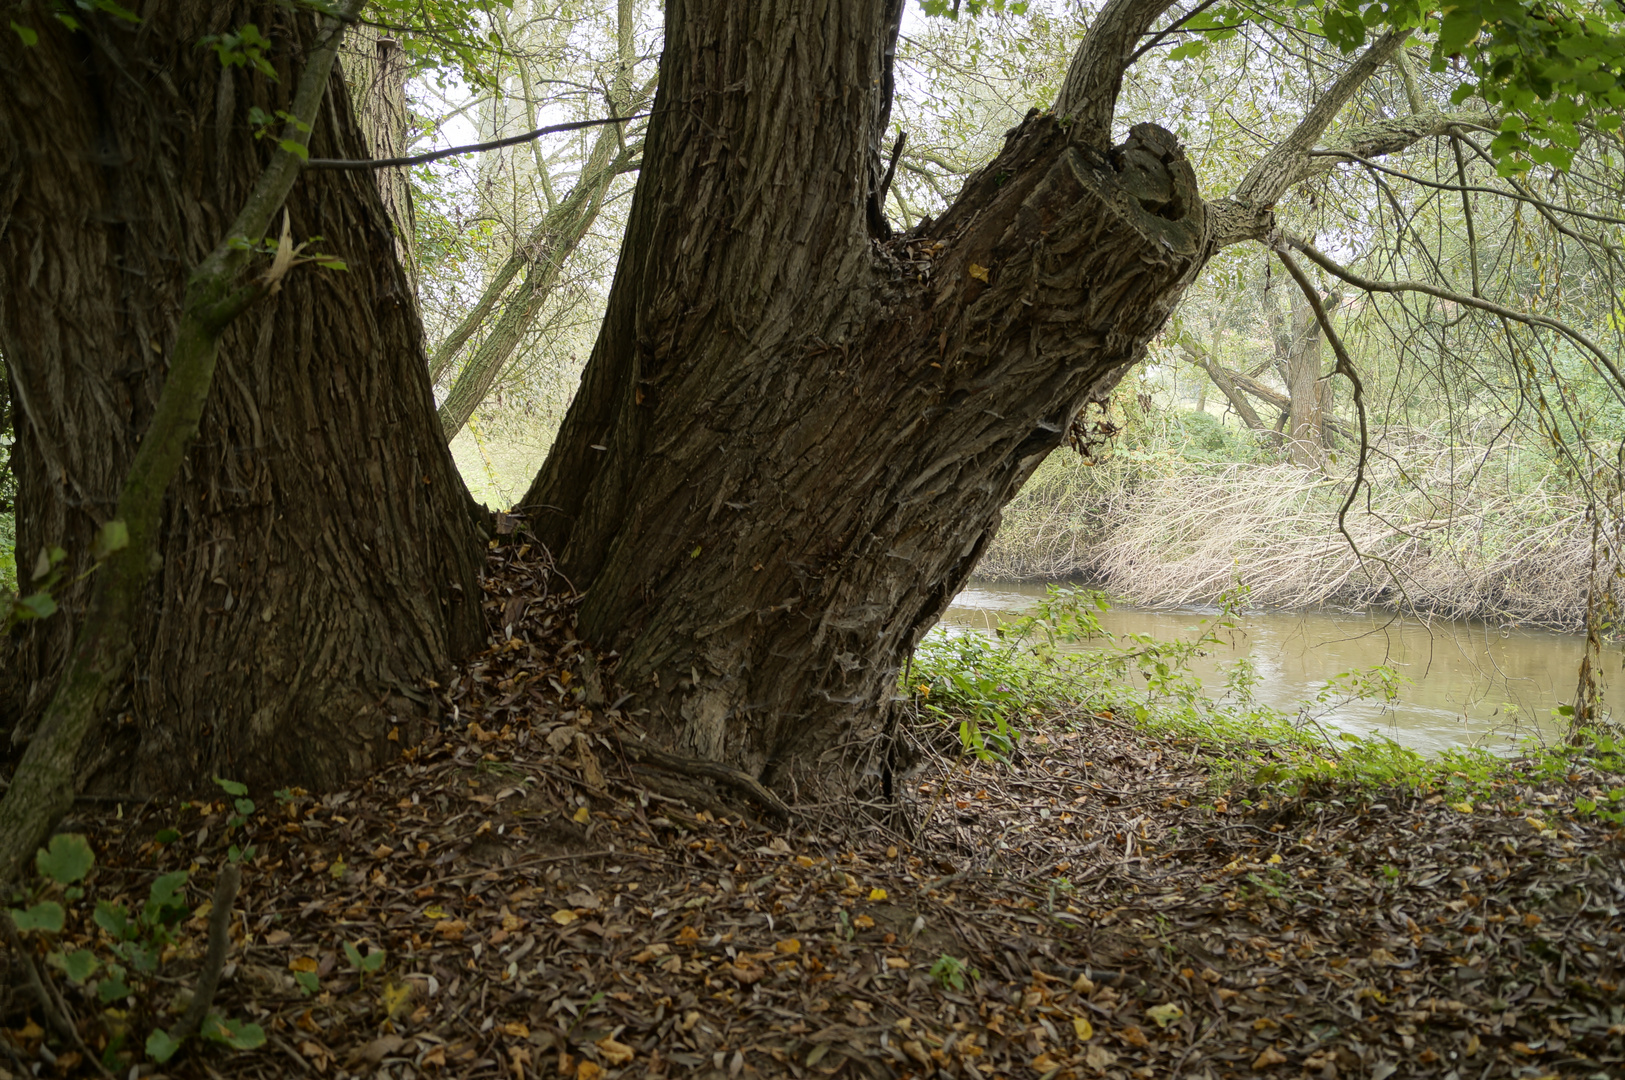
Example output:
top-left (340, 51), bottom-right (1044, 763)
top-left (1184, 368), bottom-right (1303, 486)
top-left (597, 1037), bottom-right (634, 1066)
top-left (551, 910), bottom-right (578, 926)
top-left (1073, 1017), bottom-right (1094, 1040)
top-left (968, 263), bottom-right (990, 282)
top-left (1252, 1047), bottom-right (1288, 1069)
top-left (774, 938), bottom-right (802, 954)
top-left (1146, 1003), bottom-right (1183, 1029)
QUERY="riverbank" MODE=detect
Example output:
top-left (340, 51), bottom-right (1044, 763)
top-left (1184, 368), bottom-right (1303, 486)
top-left (978, 433), bottom-right (1599, 634)
top-left (6, 547), bottom-right (1623, 1080)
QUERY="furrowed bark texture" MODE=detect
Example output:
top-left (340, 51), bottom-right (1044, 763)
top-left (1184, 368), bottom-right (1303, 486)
top-left (0, 2), bottom-right (482, 794)
top-left (522, 0), bottom-right (1207, 793)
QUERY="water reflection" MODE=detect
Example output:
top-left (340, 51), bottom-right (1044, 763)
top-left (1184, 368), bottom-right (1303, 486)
top-left (940, 582), bottom-right (1620, 754)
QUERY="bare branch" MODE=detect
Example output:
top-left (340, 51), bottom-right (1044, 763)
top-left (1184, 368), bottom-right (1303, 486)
top-left (1279, 232), bottom-right (1625, 402)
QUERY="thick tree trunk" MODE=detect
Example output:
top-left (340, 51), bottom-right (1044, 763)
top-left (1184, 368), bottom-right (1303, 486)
top-left (341, 26), bottom-right (420, 304)
top-left (0, 2), bottom-right (482, 794)
top-left (521, 0), bottom-right (1205, 795)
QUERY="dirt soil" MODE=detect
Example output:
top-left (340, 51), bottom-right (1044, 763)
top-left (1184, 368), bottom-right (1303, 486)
top-left (4, 543), bottom-right (1623, 1080)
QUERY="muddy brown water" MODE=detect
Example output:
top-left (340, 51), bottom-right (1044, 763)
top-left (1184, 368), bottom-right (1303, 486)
top-left (939, 582), bottom-right (1620, 754)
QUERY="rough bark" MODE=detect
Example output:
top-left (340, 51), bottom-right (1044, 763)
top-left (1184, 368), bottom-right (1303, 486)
top-left (341, 24), bottom-right (419, 304)
top-left (520, 0), bottom-right (1205, 794)
top-left (0, 1), bottom-right (482, 796)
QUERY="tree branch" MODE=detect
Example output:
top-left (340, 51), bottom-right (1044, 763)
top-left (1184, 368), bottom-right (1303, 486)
top-left (1206, 30), bottom-right (1405, 247)
top-left (1279, 232), bottom-right (1625, 400)
top-left (305, 112), bottom-right (653, 170)
top-left (1053, 0), bottom-right (1179, 148)
top-left (1272, 247), bottom-right (1371, 556)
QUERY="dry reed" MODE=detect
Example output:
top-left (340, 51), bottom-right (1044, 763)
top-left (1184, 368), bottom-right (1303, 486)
top-left (981, 432), bottom-right (1600, 631)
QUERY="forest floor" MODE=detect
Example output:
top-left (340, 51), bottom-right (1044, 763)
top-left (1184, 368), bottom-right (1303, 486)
top-left (5, 544), bottom-right (1625, 1080)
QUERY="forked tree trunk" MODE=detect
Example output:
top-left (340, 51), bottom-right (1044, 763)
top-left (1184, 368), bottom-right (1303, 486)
top-left (521, 0), bottom-right (1207, 795)
top-left (0, 2), bottom-right (482, 794)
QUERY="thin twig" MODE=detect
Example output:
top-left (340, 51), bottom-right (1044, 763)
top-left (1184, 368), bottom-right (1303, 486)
top-left (305, 112), bottom-right (651, 170)
top-left (171, 862), bottom-right (242, 1044)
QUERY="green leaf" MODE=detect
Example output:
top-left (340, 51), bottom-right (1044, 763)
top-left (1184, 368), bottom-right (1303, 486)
top-left (146, 1028), bottom-right (182, 1064)
top-left (202, 1014), bottom-right (266, 1050)
top-left (213, 777), bottom-right (248, 797)
top-left (98, 971), bottom-right (132, 1003)
top-left (277, 139), bottom-right (309, 161)
top-left (10, 20), bottom-right (38, 45)
top-left (18, 592), bottom-right (57, 619)
top-left (294, 971), bottom-right (320, 996)
top-left (37, 833), bottom-right (94, 884)
top-left (95, 900), bottom-right (132, 939)
top-left (11, 901), bottom-right (65, 934)
top-left (92, 520), bottom-right (129, 559)
top-left (1438, 5), bottom-right (1482, 54)
top-left (51, 948), bottom-right (99, 983)
top-left (154, 828), bottom-right (180, 844)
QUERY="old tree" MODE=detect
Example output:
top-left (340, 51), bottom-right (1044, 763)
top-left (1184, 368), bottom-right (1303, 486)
top-left (2, 0), bottom-right (1621, 838)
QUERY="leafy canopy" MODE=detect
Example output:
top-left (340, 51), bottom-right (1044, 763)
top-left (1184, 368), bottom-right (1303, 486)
top-left (919, 0), bottom-right (1625, 174)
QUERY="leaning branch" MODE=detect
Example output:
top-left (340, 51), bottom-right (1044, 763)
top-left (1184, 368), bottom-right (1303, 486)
top-left (1280, 232), bottom-right (1625, 400)
top-left (1052, 0), bottom-right (1179, 148)
top-left (1208, 31), bottom-right (1406, 247)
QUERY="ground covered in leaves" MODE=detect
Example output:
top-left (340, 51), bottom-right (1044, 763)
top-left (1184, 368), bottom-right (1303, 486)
top-left (4, 544), bottom-right (1624, 1080)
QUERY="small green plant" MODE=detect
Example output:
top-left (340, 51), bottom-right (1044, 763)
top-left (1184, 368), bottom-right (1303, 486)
top-left (928, 954), bottom-right (977, 992)
top-left (7, 833), bottom-right (266, 1067)
top-left (343, 940), bottom-right (386, 981)
top-left (214, 777), bottom-right (257, 863)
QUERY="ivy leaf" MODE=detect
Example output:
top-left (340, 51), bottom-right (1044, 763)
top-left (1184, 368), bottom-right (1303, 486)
top-left (202, 1014), bottom-right (266, 1050)
top-left (37, 833), bottom-right (94, 884)
top-left (50, 948), bottom-right (99, 984)
top-left (146, 1028), bottom-right (182, 1064)
top-left (10, 902), bottom-right (65, 934)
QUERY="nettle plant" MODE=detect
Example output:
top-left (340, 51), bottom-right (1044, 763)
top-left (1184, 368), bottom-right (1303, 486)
top-left (6, 818), bottom-right (266, 1067)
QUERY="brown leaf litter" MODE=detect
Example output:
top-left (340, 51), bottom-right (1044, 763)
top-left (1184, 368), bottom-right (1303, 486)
top-left (3, 542), bottom-right (1622, 1080)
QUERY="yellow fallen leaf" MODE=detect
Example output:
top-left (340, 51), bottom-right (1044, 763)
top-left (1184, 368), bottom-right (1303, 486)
top-left (774, 938), bottom-right (802, 955)
top-left (853, 915), bottom-right (875, 929)
top-left (434, 919), bottom-right (468, 941)
top-left (1146, 1003), bottom-right (1183, 1029)
top-left (884, 956), bottom-right (910, 969)
top-left (1266, 853), bottom-right (1282, 864)
top-left (378, 980), bottom-right (414, 1021)
top-left (1253, 1047), bottom-right (1288, 1069)
top-left (868, 887), bottom-right (888, 901)
top-left (551, 910), bottom-right (578, 926)
top-left (1073, 1017), bottom-right (1094, 1040)
top-left (573, 806), bottom-right (590, 823)
top-left (423, 904), bottom-right (447, 920)
top-left (576, 1061), bottom-right (603, 1080)
top-left (968, 263), bottom-right (990, 282)
top-left (1450, 801), bottom-right (1475, 814)
top-left (597, 1037), bottom-right (634, 1066)
top-left (502, 1021), bottom-right (529, 1039)
top-left (795, 855), bottom-right (814, 868)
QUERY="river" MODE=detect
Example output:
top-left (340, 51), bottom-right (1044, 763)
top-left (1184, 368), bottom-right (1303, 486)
top-left (940, 582), bottom-right (1619, 754)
